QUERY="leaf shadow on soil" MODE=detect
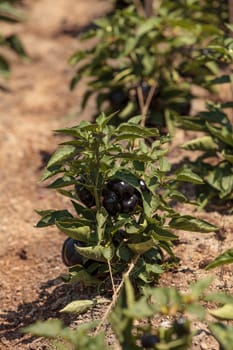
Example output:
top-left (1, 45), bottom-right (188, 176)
top-left (0, 276), bottom-right (104, 345)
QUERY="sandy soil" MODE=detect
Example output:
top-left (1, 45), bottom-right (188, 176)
top-left (0, 1), bottom-right (232, 349)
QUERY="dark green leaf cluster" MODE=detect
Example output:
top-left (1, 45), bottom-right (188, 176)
top-left (38, 112), bottom-right (217, 287)
top-left (177, 32), bottom-right (233, 210)
top-left (0, 0), bottom-right (27, 78)
top-left (180, 103), bottom-right (233, 207)
top-left (69, 1), bottom-right (224, 132)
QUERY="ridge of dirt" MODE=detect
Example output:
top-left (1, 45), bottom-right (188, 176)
top-left (0, 1), bottom-right (232, 349)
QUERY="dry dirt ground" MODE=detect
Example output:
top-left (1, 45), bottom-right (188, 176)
top-left (0, 1), bottom-right (232, 349)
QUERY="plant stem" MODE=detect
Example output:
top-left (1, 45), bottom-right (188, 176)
top-left (108, 259), bottom-right (116, 294)
top-left (94, 254), bottom-right (140, 334)
top-left (144, 0), bottom-right (154, 17)
top-left (133, 0), bottom-right (145, 16)
top-left (137, 83), bottom-right (157, 127)
top-left (229, 0), bottom-right (233, 24)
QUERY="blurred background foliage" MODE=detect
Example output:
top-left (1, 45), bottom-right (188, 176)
top-left (0, 0), bottom-right (27, 78)
top-left (69, 0), bottom-right (230, 134)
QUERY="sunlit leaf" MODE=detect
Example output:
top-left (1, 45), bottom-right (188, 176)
top-left (60, 300), bottom-right (94, 314)
top-left (47, 145), bottom-right (77, 169)
top-left (169, 215), bottom-right (217, 232)
top-left (206, 249), bottom-right (233, 269)
top-left (210, 304), bottom-right (233, 320)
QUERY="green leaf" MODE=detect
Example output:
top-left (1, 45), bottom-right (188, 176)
top-left (63, 266), bottom-right (100, 286)
top-left (96, 111), bottom-right (118, 128)
top-left (36, 210), bottom-right (73, 227)
top-left (96, 208), bottom-right (107, 242)
top-left (205, 249), bottom-right (233, 270)
top-left (6, 34), bottom-right (27, 58)
top-left (21, 319), bottom-right (64, 338)
top-left (128, 239), bottom-right (154, 254)
top-left (206, 123), bottom-right (233, 147)
top-left (115, 124), bottom-right (159, 140)
top-left (0, 54), bottom-right (10, 77)
top-left (205, 292), bottom-right (233, 305)
top-left (175, 168), bottom-right (204, 184)
top-left (60, 300), bottom-right (94, 314)
top-left (122, 37), bottom-right (139, 56)
top-left (159, 157), bottom-right (171, 172)
top-left (182, 136), bottom-right (218, 151)
top-left (56, 220), bottom-right (92, 242)
top-left (169, 215), bottom-right (217, 232)
top-left (46, 175), bottom-right (75, 189)
top-left (69, 50), bottom-right (86, 66)
top-left (209, 323), bottom-right (233, 350)
top-left (39, 165), bottom-right (63, 182)
top-left (71, 200), bottom-right (96, 221)
top-left (210, 304), bottom-right (233, 320)
top-left (210, 74), bottom-right (233, 85)
top-left (151, 226), bottom-right (178, 241)
top-left (185, 303), bottom-right (206, 319)
top-left (125, 296), bottom-right (154, 319)
top-left (137, 17), bottom-right (159, 37)
top-left (205, 165), bottom-right (233, 198)
top-left (222, 151), bottom-right (233, 164)
top-left (75, 245), bottom-right (114, 262)
top-left (142, 191), bottom-right (160, 217)
top-left (189, 276), bottom-right (214, 299)
top-left (47, 145), bottom-right (77, 169)
top-left (147, 287), bottom-right (182, 312)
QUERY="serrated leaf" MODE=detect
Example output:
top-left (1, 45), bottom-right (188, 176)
top-left (205, 249), bottom-right (233, 270)
top-left (60, 300), bottom-right (94, 314)
top-left (47, 145), bottom-right (76, 169)
top-left (169, 215), bottom-right (217, 232)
